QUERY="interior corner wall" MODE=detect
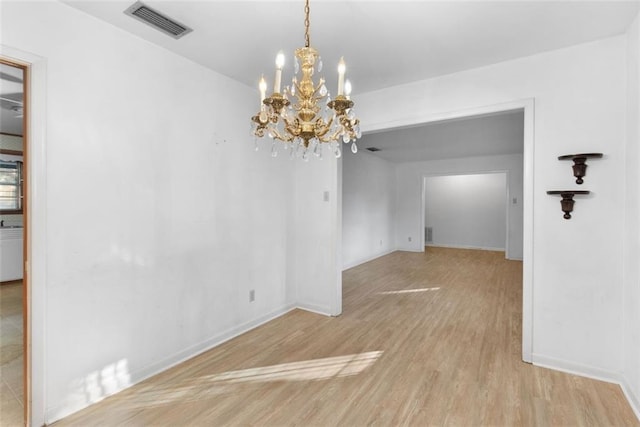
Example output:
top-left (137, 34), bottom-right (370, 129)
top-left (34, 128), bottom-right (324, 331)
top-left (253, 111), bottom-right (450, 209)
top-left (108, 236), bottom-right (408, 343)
top-left (395, 154), bottom-right (523, 258)
top-left (2, 2), bottom-right (296, 423)
top-left (342, 149), bottom-right (396, 270)
top-left (424, 172), bottom-right (508, 251)
top-left (623, 12), bottom-right (640, 417)
top-left (357, 36), bottom-right (627, 380)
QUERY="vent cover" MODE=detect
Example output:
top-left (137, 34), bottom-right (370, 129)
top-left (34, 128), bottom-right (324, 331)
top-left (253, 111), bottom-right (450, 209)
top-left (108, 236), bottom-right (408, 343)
top-left (425, 227), bottom-right (433, 243)
top-left (124, 1), bottom-right (193, 39)
top-left (367, 147), bottom-right (381, 152)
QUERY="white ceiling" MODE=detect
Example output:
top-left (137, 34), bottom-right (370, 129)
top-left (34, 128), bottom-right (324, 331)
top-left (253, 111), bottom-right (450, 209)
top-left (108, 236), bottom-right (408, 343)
top-left (358, 110), bottom-right (524, 162)
top-left (18, 1), bottom-right (640, 161)
top-left (0, 63), bottom-right (24, 136)
top-left (64, 0), bottom-right (639, 94)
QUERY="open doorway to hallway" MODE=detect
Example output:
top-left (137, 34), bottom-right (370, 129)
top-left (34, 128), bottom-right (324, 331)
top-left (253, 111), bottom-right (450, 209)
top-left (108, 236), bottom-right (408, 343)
top-left (0, 58), bottom-right (28, 426)
top-left (341, 103), bottom-right (531, 361)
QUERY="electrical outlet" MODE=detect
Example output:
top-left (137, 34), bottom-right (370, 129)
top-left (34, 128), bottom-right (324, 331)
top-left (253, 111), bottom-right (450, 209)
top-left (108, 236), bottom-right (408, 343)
top-left (249, 290), bottom-right (255, 302)
top-left (408, 237), bottom-right (412, 242)
top-left (380, 240), bottom-right (383, 246)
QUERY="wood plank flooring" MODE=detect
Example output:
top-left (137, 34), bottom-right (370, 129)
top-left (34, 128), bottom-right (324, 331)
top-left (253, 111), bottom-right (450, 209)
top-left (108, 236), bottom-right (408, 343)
top-left (55, 248), bottom-right (638, 426)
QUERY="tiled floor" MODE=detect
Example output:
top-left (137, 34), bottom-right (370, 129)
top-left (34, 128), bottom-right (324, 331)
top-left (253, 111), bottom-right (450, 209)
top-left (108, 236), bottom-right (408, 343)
top-left (0, 281), bottom-right (23, 426)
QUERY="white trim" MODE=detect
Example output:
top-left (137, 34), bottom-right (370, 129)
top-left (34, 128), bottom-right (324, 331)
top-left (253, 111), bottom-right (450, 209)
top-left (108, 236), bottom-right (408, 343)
top-left (521, 98), bottom-right (535, 363)
top-left (395, 247), bottom-right (424, 253)
top-left (342, 248), bottom-right (396, 271)
top-left (296, 302), bottom-right (334, 317)
top-left (363, 101), bottom-right (532, 135)
top-left (504, 169), bottom-right (511, 259)
top-left (1, 44), bottom-right (48, 427)
top-left (532, 353), bottom-right (621, 384)
top-left (533, 354), bottom-right (640, 422)
top-left (425, 244), bottom-right (505, 251)
top-left (620, 378), bottom-right (640, 422)
top-left (46, 303), bottom-right (297, 423)
top-left (334, 157), bottom-right (343, 316)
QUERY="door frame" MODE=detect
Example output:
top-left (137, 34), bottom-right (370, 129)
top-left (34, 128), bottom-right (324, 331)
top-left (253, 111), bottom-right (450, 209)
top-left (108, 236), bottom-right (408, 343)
top-left (0, 55), bottom-right (30, 427)
top-left (1, 45), bottom-right (47, 427)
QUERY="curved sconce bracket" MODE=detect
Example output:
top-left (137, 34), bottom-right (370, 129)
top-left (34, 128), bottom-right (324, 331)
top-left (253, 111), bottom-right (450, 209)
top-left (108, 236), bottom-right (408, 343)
top-left (558, 153), bottom-right (603, 185)
top-left (547, 190), bottom-right (590, 219)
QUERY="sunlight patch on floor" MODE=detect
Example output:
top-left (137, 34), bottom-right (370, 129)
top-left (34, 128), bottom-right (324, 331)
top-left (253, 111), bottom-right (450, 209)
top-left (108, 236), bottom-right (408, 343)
top-left (203, 351), bottom-right (383, 384)
top-left (379, 287), bottom-right (441, 295)
top-left (123, 351), bottom-right (384, 409)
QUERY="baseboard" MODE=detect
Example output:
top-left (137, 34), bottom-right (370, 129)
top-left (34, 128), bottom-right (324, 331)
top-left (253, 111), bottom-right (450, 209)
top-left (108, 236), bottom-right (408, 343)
top-left (45, 303), bottom-right (297, 424)
top-left (342, 248), bottom-right (396, 271)
top-left (426, 243), bottom-right (505, 252)
top-left (296, 302), bottom-right (334, 317)
top-left (532, 353), bottom-right (640, 421)
top-left (531, 353), bottom-right (620, 384)
top-left (620, 377), bottom-right (640, 422)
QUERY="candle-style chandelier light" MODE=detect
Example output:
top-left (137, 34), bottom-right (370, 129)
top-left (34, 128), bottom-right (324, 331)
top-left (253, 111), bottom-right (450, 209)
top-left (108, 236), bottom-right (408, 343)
top-left (251, 0), bottom-right (361, 160)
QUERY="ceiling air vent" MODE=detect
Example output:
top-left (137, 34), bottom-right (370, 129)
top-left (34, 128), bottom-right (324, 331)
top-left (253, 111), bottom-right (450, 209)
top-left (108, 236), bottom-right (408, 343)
top-left (367, 147), bottom-right (381, 152)
top-left (124, 1), bottom-right (193, 39)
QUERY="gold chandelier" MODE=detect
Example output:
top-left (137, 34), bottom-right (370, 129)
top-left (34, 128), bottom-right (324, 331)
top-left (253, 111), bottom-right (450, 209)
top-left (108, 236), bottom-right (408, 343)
top-left (251, 0), bottom-right (361, 160)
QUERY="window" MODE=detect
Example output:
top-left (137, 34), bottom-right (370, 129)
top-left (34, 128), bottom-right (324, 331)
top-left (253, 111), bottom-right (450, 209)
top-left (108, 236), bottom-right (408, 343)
top-left (0, 160), bottom-right (22, 212)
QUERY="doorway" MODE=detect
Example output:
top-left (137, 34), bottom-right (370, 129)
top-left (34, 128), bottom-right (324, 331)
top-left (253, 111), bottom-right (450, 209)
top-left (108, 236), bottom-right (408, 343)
top-left (0, 57), bottom-right (28, 426)
top-left (422, 172), bottom-right (511, 256)
top-left (341, 99), bottom-right (534, 362)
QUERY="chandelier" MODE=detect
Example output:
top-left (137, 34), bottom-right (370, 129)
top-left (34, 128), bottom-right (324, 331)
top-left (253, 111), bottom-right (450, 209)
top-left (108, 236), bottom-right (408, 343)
top-left (251, 0), bottom-right (361, 160)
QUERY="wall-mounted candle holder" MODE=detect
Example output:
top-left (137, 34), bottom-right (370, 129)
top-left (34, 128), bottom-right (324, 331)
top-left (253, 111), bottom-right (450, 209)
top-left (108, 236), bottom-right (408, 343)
top-left (558, 153), bottom-right (603, 184)
top-left (546, 190), bottom-right (590, 219)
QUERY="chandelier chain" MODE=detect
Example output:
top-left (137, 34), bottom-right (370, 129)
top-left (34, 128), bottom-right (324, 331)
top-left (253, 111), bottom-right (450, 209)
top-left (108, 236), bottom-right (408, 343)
top-left (304, 0), bottom-right (310, 48)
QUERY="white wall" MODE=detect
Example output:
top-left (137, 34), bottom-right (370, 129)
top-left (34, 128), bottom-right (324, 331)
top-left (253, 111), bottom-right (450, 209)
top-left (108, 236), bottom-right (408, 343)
top-left (623, 13), bottom-right (640, 417)
top-left (2, 2), bottom-right (297, 424)
top-left (342, 149), bottom-right (396, 269)
top-left (397, 154), bottom-right (523, 258)
top-left (424, 173), bottom-right (507, 251)
top-left (291, 154), bottom-right (341, 316)
top-left (358, 36), bottom-right (626, 379)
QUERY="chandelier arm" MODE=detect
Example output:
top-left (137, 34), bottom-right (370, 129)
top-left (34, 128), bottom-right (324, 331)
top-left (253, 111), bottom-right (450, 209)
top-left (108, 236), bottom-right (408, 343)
top-left (313, 118), bottom-right (331, 136)
top-left (282, 117), bottom-right (301, 139)
top-left (269, 126), bottom-right (295, 143)
top-left (324, 114), bottom-right (334, 128)
top-left (322, 127), bottom-right (344, 143)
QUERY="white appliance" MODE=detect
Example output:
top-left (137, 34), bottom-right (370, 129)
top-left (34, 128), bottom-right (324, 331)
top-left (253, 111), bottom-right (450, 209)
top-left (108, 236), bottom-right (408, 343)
top-left (0, 227), bottom-right (23, 281)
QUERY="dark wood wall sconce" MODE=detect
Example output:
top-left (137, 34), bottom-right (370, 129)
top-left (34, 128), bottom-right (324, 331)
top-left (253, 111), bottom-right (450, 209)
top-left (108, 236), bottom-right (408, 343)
top-left (547, 190), bottom-right (590, 219)
top-left (558, 153), bottom-right (603, 184)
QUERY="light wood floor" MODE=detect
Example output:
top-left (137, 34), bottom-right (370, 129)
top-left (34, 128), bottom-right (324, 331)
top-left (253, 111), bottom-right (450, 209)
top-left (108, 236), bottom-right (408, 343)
top-left (55, 248), bottom-right (638, 426)
top-left (0, 281), bottom-right (24, 427)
